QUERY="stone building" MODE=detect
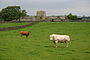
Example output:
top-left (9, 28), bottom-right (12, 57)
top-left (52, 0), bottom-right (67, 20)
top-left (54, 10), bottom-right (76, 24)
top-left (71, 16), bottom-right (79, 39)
top-left (36, 11), bottom-right (46, 21)
top-left (20, 16), bottom-right (36, 21)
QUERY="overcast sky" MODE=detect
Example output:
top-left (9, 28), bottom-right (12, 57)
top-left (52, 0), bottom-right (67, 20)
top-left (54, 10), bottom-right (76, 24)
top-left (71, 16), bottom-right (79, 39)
top-left (0, 0), bottom-right (90, 16)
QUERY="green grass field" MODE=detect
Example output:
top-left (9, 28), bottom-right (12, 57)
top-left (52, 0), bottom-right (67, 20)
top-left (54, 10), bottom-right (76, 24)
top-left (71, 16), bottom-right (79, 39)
top-left (0, 22), bottom-right (90, 60)
top-left (0, 22), bottom-right (30, 28)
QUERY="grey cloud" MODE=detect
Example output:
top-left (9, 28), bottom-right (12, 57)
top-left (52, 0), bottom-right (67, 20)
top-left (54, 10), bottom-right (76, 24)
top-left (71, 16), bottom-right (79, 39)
top-left (0, 0), bottom-right (90, 16)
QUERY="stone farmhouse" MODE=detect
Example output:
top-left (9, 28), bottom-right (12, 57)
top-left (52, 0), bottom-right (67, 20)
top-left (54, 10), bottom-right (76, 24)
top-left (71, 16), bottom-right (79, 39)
top-left (20, 11), bottom-right (68, 22)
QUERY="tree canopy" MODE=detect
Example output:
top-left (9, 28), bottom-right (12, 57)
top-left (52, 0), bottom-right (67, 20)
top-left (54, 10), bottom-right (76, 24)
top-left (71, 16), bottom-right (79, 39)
top-left (67, 13), bottom-right (77, 20)
top-left (0, 6), bottom-right (27, 21)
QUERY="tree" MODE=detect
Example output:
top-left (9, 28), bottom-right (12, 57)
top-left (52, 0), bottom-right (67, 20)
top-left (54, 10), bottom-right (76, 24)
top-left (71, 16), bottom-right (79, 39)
top-left (67, 13), bottom-right (77, 20)
top-left (21, 10), bottom-right (27, 18)
top-left (0, 6), bottom-right (27, 21)
top-left (0, 11), bottom-right (1, 17)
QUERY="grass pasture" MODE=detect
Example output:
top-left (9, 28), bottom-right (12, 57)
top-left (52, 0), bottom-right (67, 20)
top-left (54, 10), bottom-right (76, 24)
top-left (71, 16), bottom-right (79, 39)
top-left (0, 22), bottom-right (30, 28)
top-left (0, 22), bottom-right (90, 60)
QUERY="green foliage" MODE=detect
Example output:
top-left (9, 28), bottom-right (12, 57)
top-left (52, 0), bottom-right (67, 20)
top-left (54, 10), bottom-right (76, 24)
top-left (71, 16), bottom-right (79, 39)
top-left (0, 22), bottom-right (90, 60)
top-left (21, 10), bottom-right (27, 18)
top-left (67, 13), bottom-right (77, 20)
top-left (0, 6), bottom-right (27, 21)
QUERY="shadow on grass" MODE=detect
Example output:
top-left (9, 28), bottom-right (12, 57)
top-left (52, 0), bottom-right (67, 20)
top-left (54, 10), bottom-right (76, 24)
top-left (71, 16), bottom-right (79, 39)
top-left (44, 45), bottom-right (68, 48)
top-left (83, 51), bottom-right (90, 54)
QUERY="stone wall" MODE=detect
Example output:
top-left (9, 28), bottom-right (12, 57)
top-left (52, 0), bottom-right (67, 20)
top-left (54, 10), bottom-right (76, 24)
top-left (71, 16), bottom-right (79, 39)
top-left (0, 21), bottom-right (39, 31)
